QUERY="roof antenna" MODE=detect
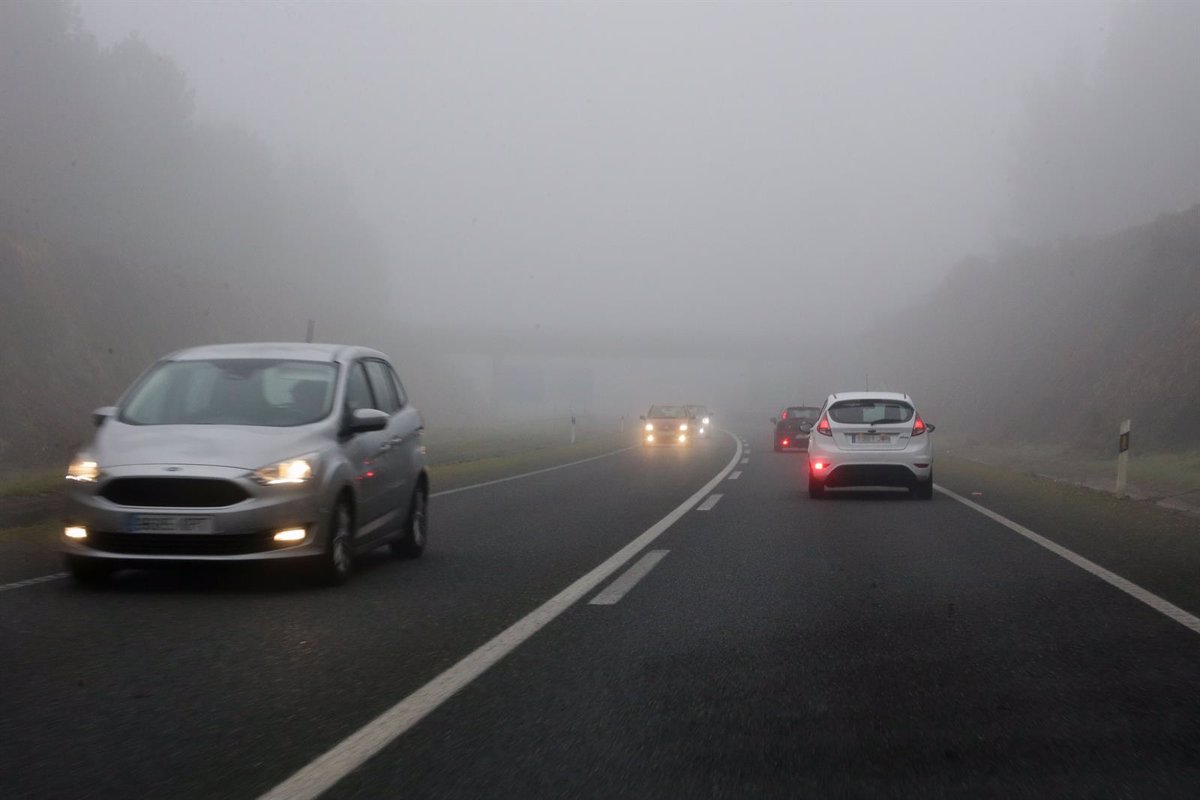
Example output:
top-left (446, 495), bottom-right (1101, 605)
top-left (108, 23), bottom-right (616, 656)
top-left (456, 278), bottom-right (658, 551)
top-left (865, 368), bottom-right (869, 391)
top-left (305, 319), bottom-right (315, 343)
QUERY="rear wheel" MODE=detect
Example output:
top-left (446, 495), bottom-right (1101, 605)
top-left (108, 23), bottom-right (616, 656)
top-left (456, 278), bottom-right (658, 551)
top-left (774, 441), bottom-right (782, 452)
top-left (808, 474), bottom-right (825, 499)
top-left (913, 472), bottom-right (934, 500)
top-left (65, 557), bottom-right (112, 587)
top-left (317, 500), bottom-right (354, 585)
top-left (391, 485), bottom-right (428, 559)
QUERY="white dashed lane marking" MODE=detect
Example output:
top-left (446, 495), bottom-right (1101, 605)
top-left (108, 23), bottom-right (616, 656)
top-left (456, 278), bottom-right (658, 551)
top-left (696, 494), bottom-right (723, 511)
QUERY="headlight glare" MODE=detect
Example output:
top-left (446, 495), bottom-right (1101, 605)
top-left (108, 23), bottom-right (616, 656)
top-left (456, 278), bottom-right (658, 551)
top-left (253, 456), bottom-right (316, 485)
top-left (66, 458), bottom-right (100, 482)
top-left (679, 423), bottom-right (688, 431)
top-left (644, 422), bottom-right (654, 432)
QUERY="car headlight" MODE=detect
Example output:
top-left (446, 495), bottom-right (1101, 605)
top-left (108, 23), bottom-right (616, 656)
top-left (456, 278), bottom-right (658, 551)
top-left (702, 416), bottom-right (710, 425)
top-left (679, 423), bottom-right (688, 431)
top-left (66, 456), bottom-right (101, 482)
top-left (252, 455), bottom-right (316, 485)
top-left (645, 422), bottom-right (654, 432)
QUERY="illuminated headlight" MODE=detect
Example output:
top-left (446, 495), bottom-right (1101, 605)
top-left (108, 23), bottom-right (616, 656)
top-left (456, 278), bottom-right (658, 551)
top-left (702, 417), bottom-right (710, 425)
top-left (679, 423), bottom-right (688, 431)
top-left (678, 434), bottom-right (687, 443)
top-left (64, 526), bottom-right (88, 540)
top-left (66, 457), bottom-right (100, 483)
top-left (644, 422), bottom-right (654, 432)
top-left (699, 427), bottom-right (705, 434)
top-left (646, 434), bottom-right (655, 443)
top-left (252, 455), bottom-right (316, 485)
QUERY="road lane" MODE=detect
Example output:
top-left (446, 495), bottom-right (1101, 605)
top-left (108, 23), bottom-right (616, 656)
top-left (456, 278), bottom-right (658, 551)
top-left (0, 435), bottom-right (735, 800)
top-left (325, 428), bottom-right (1200, 798)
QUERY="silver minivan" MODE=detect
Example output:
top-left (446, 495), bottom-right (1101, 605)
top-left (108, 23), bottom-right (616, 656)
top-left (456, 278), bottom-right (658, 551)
top-left (62, 343), bottom-right (428, 585)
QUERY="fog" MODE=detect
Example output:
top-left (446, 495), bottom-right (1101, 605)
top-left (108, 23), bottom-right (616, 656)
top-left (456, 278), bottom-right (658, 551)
top-left (5, 0), bottom-right (1198, 466)
top-left (75, 0), bottom-right (1110, 336)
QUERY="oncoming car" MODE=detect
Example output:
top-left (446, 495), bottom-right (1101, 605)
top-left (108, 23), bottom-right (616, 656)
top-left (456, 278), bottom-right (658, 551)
top-left (641, 405), bottom-right (692, 445)
top-left (772, 405), bottom-right (821, 451)
top-left (685, 405), bottom-right (713, 438)
top-left (62, 343), bottom-right (429, 586)
top-left (806, 392), bottom-right (935, 499)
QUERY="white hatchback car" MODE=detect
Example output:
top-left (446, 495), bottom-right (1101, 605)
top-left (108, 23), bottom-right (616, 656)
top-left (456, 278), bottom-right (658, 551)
top-left (806, 392), bottom-right (935, 499)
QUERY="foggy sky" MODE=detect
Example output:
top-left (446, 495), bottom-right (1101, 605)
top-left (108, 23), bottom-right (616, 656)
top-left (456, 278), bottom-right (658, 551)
top-left (75, 0), bottom-right (1113, 339)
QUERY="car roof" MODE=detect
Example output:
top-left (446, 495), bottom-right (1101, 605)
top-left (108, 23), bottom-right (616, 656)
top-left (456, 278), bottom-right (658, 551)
top-left (826, 391), bottom-right (912, 403)
top-left (163, 342), bottom-right (388, 363)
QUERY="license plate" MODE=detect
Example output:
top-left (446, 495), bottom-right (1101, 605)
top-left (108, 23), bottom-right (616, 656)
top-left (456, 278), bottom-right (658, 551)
top-left (851, 433), bottom-right (889, 444)
top-left (127, 514), bottom-right (215, 534)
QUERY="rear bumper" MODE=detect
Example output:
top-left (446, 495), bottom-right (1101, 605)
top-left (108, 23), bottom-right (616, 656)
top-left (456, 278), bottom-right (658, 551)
top-left (807, 439), bottom-right (933, 487)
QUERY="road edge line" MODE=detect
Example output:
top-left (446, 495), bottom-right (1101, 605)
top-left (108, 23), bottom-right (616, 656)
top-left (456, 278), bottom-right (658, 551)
top-left (258, 432), bottom-right (743, 800)
top-left (936, 484), bottom-right (1200, 636)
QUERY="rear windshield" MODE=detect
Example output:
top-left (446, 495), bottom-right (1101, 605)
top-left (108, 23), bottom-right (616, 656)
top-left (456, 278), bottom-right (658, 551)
top-left (648, 405), bottom-right (685, 418)
top-left (784, 407), bottom-right (821, 422)
top-left (121, 359), bottom-right (338, 427)
top-left (828, 399), bottom-right (914, 425)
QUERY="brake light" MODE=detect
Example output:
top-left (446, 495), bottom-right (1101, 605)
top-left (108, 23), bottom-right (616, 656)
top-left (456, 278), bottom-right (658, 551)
top-left (816, 414), bottom-right (832, 436)
top-left (782, 438), bottom-right (789, 447)
top-left (781, 410), bottom-right (788, 420)
top-left (813, 461), bottom-right (826, 471)
top-left (912, 414), bottom-right (927, 436)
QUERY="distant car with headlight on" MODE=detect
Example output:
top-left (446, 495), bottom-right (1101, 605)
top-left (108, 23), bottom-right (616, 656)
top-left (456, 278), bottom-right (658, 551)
top-left (640, 405), bottom-right (692, 446)
top-left (62, 342), bottom-right (429, 586)
top-left (685, 405), bottom-right (713, 438)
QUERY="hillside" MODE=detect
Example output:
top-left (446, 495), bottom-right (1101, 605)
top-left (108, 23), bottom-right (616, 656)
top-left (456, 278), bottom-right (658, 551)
top-left (887, 204), bottom-right (1200, 454)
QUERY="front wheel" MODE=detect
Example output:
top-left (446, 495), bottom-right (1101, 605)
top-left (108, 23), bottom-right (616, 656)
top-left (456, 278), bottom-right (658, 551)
top-left (391, 485), bottom-right (428, 559)
top-left (65, 557), bottom-right (112, 587)
top-left (317, 501), bottom-right (354, 585)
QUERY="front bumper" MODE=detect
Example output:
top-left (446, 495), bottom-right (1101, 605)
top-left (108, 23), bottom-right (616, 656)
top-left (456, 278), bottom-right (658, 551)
top-left (62, 464), bottom-right (328, 564)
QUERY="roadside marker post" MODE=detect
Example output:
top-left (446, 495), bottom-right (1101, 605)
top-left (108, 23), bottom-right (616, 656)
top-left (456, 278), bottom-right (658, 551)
top-left (570, 414), bottom-right (576, 445)
top-left (1116, 419), bottom-right (1131, 498)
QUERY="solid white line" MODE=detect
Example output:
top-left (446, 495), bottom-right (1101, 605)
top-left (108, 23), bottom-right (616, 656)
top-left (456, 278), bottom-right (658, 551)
top-left (430, 446), bottom-right (636, 497)
top-left (258, 432), bottom-right (744, 800)
top-left (0, 572), bottom-right (67, 593)
top-left (588, 550), bottom-right (669, 605)
top-left (696, 494), bottom-right (723, 511)
top-left (728, 471), bottom-right (742, 480)
top-left (937, 485), bottom-right (1200, 636)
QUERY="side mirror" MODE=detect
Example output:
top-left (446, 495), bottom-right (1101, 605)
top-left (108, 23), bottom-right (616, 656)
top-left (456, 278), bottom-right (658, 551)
top-left (348, 408), bottom-right (389, 433)
top-left (770, 417), bottom-right (777, 425)
top-left (799, 422), bottom-right (813, 433)
top-left (927, 423), bottom-right (937, 432)
top-left (639, 415), bottom-right (646, 421)
top-left (93, 406), bottom-right (117, 427)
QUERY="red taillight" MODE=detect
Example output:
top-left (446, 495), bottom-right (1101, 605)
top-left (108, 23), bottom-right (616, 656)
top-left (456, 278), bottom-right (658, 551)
top-left (813, 461), bottom-right (826, 471)
top-left (781, 410), bottom-right (788, 420)
top-left (782, 438), bottom-right (789, 447)
top-left (816, 414), bottom-right (832, 436)
top-left (912, 414), bottom-right (927, 436)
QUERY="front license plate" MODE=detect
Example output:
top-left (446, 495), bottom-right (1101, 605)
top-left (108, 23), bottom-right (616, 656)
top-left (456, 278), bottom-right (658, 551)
top-left (127, 514), bottom-right (215, 534)
top-left (851, 433), bottom-right (889, 444)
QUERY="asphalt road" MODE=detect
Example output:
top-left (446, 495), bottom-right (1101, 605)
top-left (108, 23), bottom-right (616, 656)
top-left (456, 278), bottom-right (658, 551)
top-left (3, 428), bottom-right (1200, 798)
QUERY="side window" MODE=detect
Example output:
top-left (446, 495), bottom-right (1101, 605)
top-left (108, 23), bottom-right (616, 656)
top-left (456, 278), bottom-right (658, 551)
top-left (364, 360), bottom-right (400, 414)
top-left (389, 365), bottom-right (408, 408)
top-left (344, 362), bottom-right (376, 413)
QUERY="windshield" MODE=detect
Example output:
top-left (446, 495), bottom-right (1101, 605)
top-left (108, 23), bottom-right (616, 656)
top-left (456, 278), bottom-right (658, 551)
top-left (120, 359), bottom-right (338, 426)
top-left (648, 405), bottom-right (686, 418)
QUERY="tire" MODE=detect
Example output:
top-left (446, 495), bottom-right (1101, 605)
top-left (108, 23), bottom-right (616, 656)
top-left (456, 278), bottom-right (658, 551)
top-left (391, 485), bottom-right (428, 559)
top-left (808, 475), bottom-right (825, 499)
top-left (774, 442), bottom-right (783, 452)
top-left (317, 500), bottom-right (354, 585)
top-left (65, 557), bottom-right (112, 587)
top-left (913, 472), bottom-right (934, 500)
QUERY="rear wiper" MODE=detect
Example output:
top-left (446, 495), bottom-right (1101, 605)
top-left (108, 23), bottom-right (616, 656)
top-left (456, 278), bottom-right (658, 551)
top-left (864, 419), bottom-right (905, 426)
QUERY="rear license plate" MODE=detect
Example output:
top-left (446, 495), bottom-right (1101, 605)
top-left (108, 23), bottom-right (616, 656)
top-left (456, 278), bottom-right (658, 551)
top-left (127, 514), bottom-right (215, 534)
top-left (850, 433), bottom-right (889, 444)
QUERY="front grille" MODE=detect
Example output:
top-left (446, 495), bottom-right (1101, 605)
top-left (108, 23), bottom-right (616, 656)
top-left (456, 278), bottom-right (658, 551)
top-left (100, 478), bottom-right (249, 508)
top-left (86, 531), bottom-right (280, 556)
top-left (824, 464), bottom-right (915, 488)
